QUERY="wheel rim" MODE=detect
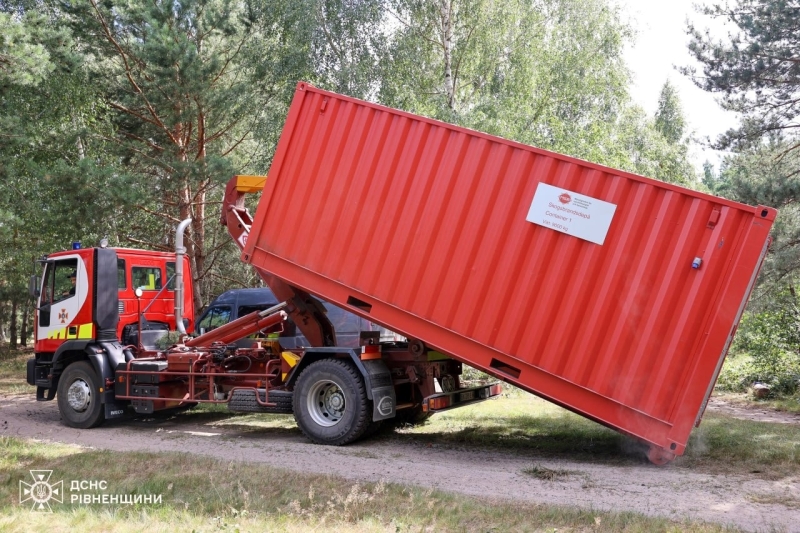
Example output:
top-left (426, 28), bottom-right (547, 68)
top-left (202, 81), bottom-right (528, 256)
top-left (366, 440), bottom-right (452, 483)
top-left (67, 378), bottom-right (92, 412)
top-left (306, 379), bottom-right (345, 427)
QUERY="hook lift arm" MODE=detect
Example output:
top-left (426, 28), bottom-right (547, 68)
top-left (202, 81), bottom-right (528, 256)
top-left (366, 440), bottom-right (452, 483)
top-left (221, 175), bottom-right (336, 347)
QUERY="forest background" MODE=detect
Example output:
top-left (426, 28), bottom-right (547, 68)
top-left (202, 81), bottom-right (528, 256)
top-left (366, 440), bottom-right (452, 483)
top-left (1, 0), bottom-right (797, 396)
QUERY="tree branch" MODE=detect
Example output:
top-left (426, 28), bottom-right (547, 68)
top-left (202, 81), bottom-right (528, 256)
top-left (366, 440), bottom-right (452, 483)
top-left (88, 0), bottom-right (181, 146)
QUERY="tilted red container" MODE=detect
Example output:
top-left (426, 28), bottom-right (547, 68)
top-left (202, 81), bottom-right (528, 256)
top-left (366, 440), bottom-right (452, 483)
top-left (243, 82), bottom-right (777, 459)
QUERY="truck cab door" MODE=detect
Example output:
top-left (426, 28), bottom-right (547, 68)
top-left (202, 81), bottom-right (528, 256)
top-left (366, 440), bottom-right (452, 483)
top-left (37, 257), bottom-right (82, 338)
top-left (38, 261), bottom-right (56, 328)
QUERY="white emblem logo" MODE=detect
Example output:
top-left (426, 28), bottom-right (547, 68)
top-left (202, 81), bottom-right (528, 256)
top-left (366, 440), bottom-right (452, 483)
top-left (19, 470), bottom-right (63, 512)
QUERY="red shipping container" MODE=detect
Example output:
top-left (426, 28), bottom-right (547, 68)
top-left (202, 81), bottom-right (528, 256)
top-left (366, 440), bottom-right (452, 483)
top-left (243, 82), bottom-right (777, 461)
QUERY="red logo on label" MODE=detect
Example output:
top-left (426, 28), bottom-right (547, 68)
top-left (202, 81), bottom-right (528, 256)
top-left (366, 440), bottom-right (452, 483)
top-left (558, 193), bottom-right (571, 204)
top-left (58, 309), bottom-right (69, 324)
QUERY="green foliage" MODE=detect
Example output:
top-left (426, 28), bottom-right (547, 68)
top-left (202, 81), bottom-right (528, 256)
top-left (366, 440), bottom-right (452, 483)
top-left (684, 1), bottom-right (800, 397)
top-left (154, 331), bottom-right (185, 351)
top-left (377, 1), bottom-right (695, 184)
top-left (604, 104), bottom-right (696, 186)
top-left (379, 0), bottom-right (635, 161)
top-left (722, 287), bottom-right (800, 394)
top-left (0, 0), bottom-right (705, 338)
top-left (52, 0), bottom-right (310, 310)
top-left (717, 138), bottom-right (800, 287)
top-left (0, 11), bottom-right (53, 86)
top-left (306, 0), bottom-right (388, 98)
top-left (653, 80), bottom-right (686, 145)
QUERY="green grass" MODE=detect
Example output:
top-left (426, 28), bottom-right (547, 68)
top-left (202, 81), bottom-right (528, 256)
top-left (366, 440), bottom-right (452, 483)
top-left (0, 346), bottom-right (29, 395)
top-left (6, 348), bottom-right (800, 478)
top-left (367, 391), bottom-right (800, 477)
top-left (388, 391), bottom-right (633, 462)
top-left (680, 414), bottom-right (800, 476)
top-left (150, 387), bottom-right (800, 477)
top-left (0, 436), bottom-right (736, 532)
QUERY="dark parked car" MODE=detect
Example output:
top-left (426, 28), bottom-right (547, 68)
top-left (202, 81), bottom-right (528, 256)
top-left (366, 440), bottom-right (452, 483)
top-left (196, 287), bottom-right (397, 349)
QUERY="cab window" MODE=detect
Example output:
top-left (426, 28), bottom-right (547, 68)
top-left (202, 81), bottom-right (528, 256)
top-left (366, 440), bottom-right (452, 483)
top-left (43, 259), bottom-right (79, 304)
top-left (117, 259), bottom-right (127, 289)
top-left (132, 266), bottom-right (162, 291)
top-left (166, 262), bottom-right (176, 290)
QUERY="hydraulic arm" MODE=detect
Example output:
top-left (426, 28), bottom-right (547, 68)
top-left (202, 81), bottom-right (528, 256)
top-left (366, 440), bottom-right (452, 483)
top-left (221, 176), bottom-right (336, 347)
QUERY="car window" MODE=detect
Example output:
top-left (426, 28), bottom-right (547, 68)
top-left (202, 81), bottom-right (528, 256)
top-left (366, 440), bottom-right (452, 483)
top-left (237, 304), bottom-right (273, 317)
top-left (325, 305), bottom-right (363, 333)
top-left (198, 306), bottom-right (232, 332)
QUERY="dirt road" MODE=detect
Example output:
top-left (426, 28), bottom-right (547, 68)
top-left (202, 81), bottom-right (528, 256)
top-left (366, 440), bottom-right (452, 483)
top-left (2, 393), bottom-right (798, 532)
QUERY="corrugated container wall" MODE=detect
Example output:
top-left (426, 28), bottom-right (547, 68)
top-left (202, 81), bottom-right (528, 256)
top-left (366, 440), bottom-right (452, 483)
top-left (243, 83), bottom-right (777, 456)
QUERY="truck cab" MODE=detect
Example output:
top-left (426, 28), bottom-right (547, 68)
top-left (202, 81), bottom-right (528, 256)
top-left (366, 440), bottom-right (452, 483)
top-left (29, 245), bottom-right (194, 408)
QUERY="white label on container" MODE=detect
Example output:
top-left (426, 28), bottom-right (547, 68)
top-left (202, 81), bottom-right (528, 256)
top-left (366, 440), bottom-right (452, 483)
top-left (526, 183), bottom-right (617, 245)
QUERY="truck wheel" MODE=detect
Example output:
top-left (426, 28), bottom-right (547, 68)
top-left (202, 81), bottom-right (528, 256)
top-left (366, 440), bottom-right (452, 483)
top-left (57, 361), bottom-right (105, 429)
top-left (293, 358), bottom-right (370, 445)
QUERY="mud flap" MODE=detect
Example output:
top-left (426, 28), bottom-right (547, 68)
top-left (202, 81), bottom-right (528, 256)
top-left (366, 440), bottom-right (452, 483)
top-left (104, 401), bottom-right (127, 419)
top-left (371, 386), bottom-right (396, 421)
top-left (361, 359), bottom-right (395, 421)
top-left (36, 386), bottom-right (57, 401)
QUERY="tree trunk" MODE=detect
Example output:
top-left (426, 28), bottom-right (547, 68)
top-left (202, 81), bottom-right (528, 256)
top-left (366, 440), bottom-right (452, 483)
top-left (20, 300), bottom-right (29, 347)
top-left (10, 300), bottom-right (18, 350)
top-left (440, 0), bottom-right (455, 110)
top-left (0, 301), bottom-right (8, 342)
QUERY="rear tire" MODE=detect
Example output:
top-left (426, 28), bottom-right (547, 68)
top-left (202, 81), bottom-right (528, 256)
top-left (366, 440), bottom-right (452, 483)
top-left (293, 358), bottom-right (370, 445)
top-left (229, 389), bottom-right (293, 414)
top-left (57, 361), bottom-right (105, 429)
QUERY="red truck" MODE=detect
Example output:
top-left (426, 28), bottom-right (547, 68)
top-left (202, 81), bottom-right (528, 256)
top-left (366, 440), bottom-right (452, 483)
top-left (28, 83), bottom-right (776, 463)
top-left (28, 195), bottom-right (497, 443)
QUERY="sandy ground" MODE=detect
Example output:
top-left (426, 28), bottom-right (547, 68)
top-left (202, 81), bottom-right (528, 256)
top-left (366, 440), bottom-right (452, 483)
top-left (2, 393), bottom-right (799, 532)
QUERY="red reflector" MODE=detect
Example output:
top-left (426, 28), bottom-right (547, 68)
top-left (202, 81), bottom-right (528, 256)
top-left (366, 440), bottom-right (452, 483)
top-left (428, 397), bottom-right (451, 410)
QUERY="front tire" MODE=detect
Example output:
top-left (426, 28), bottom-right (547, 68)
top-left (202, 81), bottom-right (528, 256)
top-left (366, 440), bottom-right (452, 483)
top-left (57, 361), bottom-right (105, 429)
top-left (293, 358), bottom-right (370, 445)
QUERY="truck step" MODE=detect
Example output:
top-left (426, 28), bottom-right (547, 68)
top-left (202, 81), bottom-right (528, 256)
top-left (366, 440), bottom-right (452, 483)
top-left (228, 389), bottom-right (293, 414)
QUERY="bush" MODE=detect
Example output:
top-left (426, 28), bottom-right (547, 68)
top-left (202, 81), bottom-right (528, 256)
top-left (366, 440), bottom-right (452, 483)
top-left (721, 287), bottom-right (800, 395)
top-left (716, 355), bottom-right (759, 393)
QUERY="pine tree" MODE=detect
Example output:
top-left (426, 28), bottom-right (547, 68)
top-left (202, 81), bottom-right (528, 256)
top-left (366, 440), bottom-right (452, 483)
top-left (684, 0), bottom-right (800, 154)
top-left (59, 0), bottom-right (304, 311)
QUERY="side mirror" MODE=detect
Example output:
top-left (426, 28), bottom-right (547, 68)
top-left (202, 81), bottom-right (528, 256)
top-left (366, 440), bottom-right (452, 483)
top-left (28, 275), bottom-right (40, 299)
